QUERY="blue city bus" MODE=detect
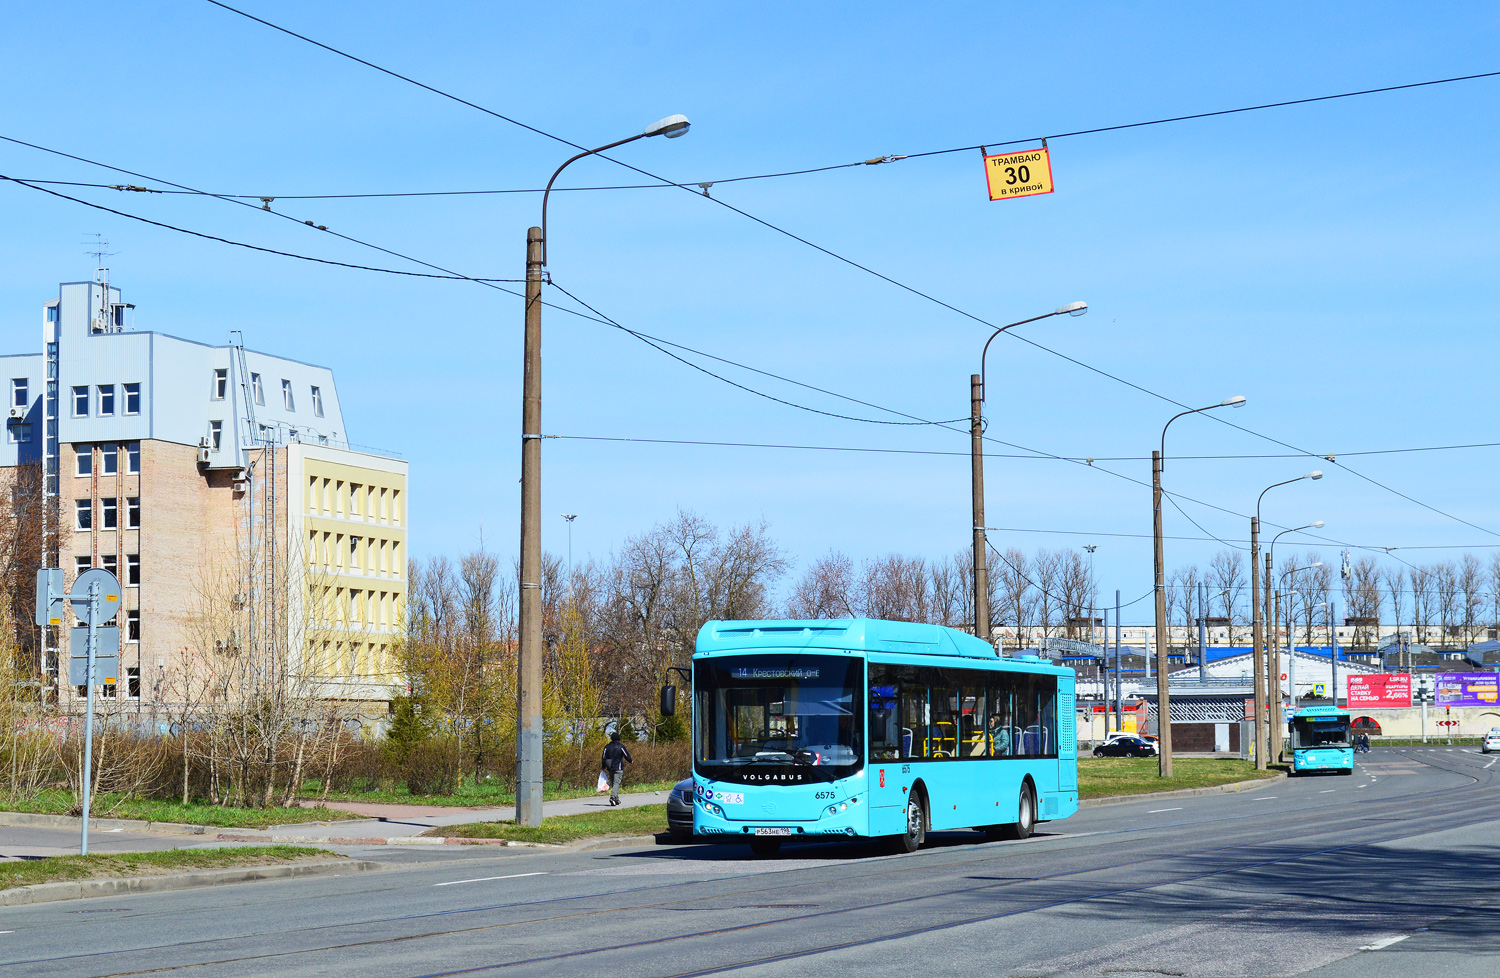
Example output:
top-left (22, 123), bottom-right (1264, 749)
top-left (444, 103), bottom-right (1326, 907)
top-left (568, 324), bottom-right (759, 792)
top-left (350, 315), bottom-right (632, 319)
top-left (1288, 705), bottom-right (1354, 775)
top-left (671, 618), bottom-right (1079, 856)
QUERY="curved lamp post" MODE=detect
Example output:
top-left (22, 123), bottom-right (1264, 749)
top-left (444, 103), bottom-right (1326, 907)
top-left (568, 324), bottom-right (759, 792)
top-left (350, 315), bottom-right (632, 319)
top-left (1249, 471), bottom-right (1322, 769)
top-left (517, 115), bottom-right (690, 827)
top-left (970, 301), bottom-right (1086, 643)
top-left (1151, 395), bottom-right (1244, 777)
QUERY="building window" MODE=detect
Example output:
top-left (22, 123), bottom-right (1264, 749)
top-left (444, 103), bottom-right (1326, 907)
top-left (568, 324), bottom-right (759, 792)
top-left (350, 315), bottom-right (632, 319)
top-left (281, 379), bottom-right (294, 411)
top-left (72, 386), bottom-right (89, 417)
top-left (11, 378), bottom-right (27, 409)
top-left (123, 383), bottom-right (140, 415)
top-left (209, 421), bottom-right (222, 451)
top-left (46, 305), bottom-right (59, 323)
top-left (98, 385), bottom-right (115, 416)
top-left (127, 497), bottom-right (140, 528)
top-left (252, 373), bottom-right (264, 406)
top-left (311, 386), bottom-right (324, 417)
top-left (101, 497), bottom-right (117, 530)
top-left (126, 554), bottom-right (140, 586)
top-left (75, 499), bottom-right (92, 531)
top-left (127, 666), bottom-right (140, 699)
top-left (75, 448), bottom-right (92, 477)
top-left (7, 423), bottom-right (31, 444)
top-left (101, 553), bottom-right (118, 576)
top-left (101, 443), bottom-right (118, 476)
top-left (126, 610), bottom-right (140, 641)
top-left (74, 555), bottom-right (91, 576)
top-left (126, 442), bottom-right (141, 474)
top-left (213, 368), bottom-right (228, 400)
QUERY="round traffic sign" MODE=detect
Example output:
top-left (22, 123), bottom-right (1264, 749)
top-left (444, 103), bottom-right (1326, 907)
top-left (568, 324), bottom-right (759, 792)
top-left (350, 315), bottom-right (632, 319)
top-left (1280, 673), bottom-right (1287, 681)
top-left (68, 568), bottom-right (122, 624)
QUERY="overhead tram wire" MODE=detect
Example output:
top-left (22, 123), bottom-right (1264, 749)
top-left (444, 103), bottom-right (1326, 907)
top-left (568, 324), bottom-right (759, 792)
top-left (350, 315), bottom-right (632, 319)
top-left (197, 4), bottom-right (1500, 539)
top-left (17, 66), bottom-right (1500, 200)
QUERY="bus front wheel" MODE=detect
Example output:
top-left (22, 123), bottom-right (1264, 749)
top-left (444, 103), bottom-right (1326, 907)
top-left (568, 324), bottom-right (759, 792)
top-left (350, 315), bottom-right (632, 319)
top-left (891, 795), bottom-right (926, 854)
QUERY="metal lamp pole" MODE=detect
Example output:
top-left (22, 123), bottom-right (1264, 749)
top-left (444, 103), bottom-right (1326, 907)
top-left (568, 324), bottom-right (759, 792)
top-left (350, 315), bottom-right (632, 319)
top-left (518, 114), bottom-right (690, 827)
top-left (971, 301), bottom-right (1086, 642)
top-left (1152, 395), bottom-right (1244, 777)
top-left (1250, 471), bottom-right (1322, 769)
top-left (1270, 555), bottom-right (1322, 757)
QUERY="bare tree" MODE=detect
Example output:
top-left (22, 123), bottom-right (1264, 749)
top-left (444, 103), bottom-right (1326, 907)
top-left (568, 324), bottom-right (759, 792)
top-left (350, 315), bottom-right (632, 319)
top-left (1033, 550), bottom-right (1063, 642)
top-left (1459, 553), bottom-right (1483, 648)
top-left (927, 556), bottom-right (964, 628)
top-left (1059, 550), bottom-right (1091, 639)
top-left (995, 548), bottom-right (1035, 648)
top-left (785, 551), bottom-right (856, 619)
top-left (857, 555), bottom-right (929, 622)
top-left (1297, 556), bottom-right (1333, 647)
top-left (1491, 553), bottom-right (1500, 637)
top-left (1383, 566), bottom-right (1407, 651)
top-left (1209, 550), bottom-right (1246, 645)
top-left (1410, 564), bottom-right (1435, 646)
top-left (1434, 561), bottom-right (1458, 647)
top-left (1168, 564), bottom-right (1200, 650)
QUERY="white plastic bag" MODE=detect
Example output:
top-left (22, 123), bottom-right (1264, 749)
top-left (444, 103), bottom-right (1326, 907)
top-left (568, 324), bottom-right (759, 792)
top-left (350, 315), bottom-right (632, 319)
top-left (596, 770), bottom-right (610, 793)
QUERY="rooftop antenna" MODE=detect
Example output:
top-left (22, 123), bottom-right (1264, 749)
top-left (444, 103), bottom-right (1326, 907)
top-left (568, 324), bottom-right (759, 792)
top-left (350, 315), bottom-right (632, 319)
top-left (83, 233), bottom-right (116, 284)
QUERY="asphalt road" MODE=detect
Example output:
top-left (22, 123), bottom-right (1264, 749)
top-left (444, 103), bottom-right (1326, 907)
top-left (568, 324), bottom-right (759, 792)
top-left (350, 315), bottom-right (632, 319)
top-left (4, 746), bottom-right (1498, 978)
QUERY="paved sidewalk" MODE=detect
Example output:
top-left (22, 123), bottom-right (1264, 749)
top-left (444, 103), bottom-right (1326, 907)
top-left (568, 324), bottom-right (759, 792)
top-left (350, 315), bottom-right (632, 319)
top-left (219, 787), bottom-right (671, 841)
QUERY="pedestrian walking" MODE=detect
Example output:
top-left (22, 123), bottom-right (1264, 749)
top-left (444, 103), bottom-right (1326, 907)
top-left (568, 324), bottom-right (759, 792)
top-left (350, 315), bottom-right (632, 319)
top-left (602, 729), bottom-right (633, 806)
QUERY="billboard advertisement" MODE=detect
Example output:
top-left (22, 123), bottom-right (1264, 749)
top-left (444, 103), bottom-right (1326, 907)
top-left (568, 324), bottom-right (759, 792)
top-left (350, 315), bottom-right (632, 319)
top-left (1346, 673), bottom-right (1412, 709)
top-left (1435, 673), bottom-right (1500, 708)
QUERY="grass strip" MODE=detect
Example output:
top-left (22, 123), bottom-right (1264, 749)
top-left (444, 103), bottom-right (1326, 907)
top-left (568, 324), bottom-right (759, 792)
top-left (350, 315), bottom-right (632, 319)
top-left (0, 845), bottom-right (339, 891)
top-left (1078, 757), bottom-right (1277, 799)
top-left (307, 779), bottom-right (681, 808)
top-left (430, 804), bottom-right (669, 844)
top-left (1, 791), bottom-right (362, 828)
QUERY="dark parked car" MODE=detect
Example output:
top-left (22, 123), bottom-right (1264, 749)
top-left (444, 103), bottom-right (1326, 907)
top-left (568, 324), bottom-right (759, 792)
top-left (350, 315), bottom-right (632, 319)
top-left (1093, 736), bottom-right (1158, 758)
top-left (667, 777), bottom-right (694, 839)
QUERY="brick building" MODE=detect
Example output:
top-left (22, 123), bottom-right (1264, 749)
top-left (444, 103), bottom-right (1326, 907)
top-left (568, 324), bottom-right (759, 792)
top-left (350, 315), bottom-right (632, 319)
top-left (1, 274), bottom-right (406, 709)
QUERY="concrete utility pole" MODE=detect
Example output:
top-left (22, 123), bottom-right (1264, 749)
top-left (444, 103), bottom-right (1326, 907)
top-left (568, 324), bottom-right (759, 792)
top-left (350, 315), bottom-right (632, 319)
top-left (970, 373), bottom-right (989, 640)
top-left (970, 302), bottom-right (1086, 643)
top-left (516, 115), bottom-right (690, 827)
top-left (1153, 396), bottom-right (1244, 778)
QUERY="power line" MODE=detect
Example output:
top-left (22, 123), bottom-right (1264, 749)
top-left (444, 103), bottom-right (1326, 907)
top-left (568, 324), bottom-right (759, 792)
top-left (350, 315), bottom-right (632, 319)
top-left (196, 4), bottom-right (1500, 542)
top-left (0, 176), bottom-right (524, 283)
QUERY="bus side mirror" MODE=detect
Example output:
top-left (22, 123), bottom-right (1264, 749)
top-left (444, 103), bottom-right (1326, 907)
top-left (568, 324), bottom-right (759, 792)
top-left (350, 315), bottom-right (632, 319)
top-left (660, 684), bottom-right (676, 717)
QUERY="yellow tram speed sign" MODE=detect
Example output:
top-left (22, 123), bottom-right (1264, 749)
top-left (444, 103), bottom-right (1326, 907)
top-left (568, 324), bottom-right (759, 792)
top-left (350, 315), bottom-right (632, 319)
top-left (984, 146), bottom-right (1054, 201)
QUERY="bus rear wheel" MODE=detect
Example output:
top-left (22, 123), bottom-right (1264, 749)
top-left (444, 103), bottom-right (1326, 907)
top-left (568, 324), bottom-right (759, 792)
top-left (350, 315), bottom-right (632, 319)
top-left (891, 795), bottom-right (925, 854)
top-left (998, 784), bottom-right (1036, 840)
top-left (749, 837), bottom-right (782, 857)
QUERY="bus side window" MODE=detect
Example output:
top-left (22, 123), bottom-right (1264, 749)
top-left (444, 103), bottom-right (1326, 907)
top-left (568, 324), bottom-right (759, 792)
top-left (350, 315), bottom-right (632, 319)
top-left (868, 667), bottom-right (902, 761)
top-left (1039, 675), bottom-right (1057, 756)
top-left (963, 684), bottom-right (988, 757)
top-left (901, 685), bottom-right (929, 759)
top-left (988, 677), bottom-right (1013, 757)
top-left (929, 686), bottom-right (958, 758)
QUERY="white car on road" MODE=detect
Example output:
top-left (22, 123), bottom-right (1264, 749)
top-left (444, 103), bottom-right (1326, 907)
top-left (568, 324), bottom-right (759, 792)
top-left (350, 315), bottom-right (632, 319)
top-left (1483, 728), bottom-right (1500, 754)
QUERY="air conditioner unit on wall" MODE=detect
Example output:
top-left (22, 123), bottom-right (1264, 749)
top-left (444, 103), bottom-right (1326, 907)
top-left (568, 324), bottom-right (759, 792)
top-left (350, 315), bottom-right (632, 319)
top-left (7, 408), bottom-right (24, 421)
top-left (197, 446), bottom-right (211, 463)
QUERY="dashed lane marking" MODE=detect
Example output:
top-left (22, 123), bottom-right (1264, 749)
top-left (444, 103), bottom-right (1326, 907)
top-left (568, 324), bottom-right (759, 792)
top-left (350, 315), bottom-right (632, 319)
top-left (1147, 808), bottom-right (1183, 814)
top-left (433, 872), bottom-right (548, 887)
top-left (1361, 934), bottom-right (1411, 951)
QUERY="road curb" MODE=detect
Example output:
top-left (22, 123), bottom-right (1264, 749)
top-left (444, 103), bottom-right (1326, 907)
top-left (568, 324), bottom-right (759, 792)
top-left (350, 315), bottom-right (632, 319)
top-left (0, 859), bottom-right (381, 908)
top-left (1079, 771), bottom-right (1286, 808)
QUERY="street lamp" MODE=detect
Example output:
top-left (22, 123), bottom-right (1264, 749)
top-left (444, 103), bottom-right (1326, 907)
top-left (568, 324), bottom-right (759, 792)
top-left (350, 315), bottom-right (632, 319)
top-left (562, 514), bottom-right (578, 595)
top-left (1249, 471), bottom-right (1322, 769)
top-left (971, 301), bottom-right (1087, 643)
top-left (1272, 555), bottom-right (1322, 749)
top-left (517, 115), bottom-right (690, 827)
top-left (1151, 394), bottom-right (1245, 778)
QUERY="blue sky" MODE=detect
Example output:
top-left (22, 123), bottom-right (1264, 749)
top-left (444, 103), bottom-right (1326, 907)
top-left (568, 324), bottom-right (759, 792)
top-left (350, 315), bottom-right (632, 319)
top-left (3, 2), bottom-right (1498, 619)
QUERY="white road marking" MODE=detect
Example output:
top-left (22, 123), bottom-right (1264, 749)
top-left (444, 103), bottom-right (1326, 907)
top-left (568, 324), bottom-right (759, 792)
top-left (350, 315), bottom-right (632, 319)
top-left (1357, 785), bottom-right (1368, 789)
top-left (0, 931), bottom-right (13, 935)
top-left (433, 872), bottom-right (547, 887)
top-left (1147, 808), bottom-right (1182, 814)
top-left (1485, 758), bottom-right (1496, 769)
top-left (1254, 796), bottom-right (1277, 801)
top-left (1319, 790), bottom-right (1336, 793)
top-left (1360, 934), bottom-right (1410, 951)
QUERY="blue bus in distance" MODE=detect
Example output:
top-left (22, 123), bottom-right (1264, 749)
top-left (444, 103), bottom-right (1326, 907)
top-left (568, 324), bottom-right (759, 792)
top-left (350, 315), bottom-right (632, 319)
top-left (1289, 705), bottom-right (1354, 775)
top-left (672, 618), bottom-right (1079, 856)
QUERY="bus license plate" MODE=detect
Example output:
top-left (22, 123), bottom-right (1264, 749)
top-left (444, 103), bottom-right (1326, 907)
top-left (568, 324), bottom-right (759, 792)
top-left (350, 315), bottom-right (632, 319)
top-left (753, 827), bottom-right (792, 837)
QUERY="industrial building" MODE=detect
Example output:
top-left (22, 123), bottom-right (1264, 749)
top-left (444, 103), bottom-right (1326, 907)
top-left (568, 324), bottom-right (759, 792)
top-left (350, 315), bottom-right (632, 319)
top-left (0, 274), bottom-right (406, 710)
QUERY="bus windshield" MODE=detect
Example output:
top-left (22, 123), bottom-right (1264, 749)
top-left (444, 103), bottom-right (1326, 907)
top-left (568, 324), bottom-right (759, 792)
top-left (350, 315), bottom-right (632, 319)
top-left (1292, 717), bottom-right (1349, 749)
top-left (694, 654), bottom-right (863, 785)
